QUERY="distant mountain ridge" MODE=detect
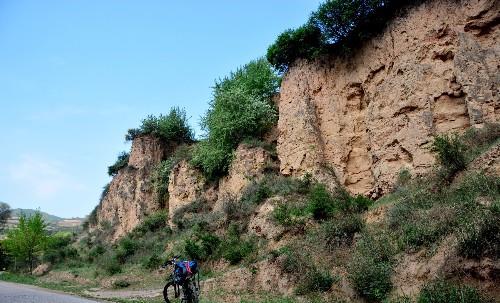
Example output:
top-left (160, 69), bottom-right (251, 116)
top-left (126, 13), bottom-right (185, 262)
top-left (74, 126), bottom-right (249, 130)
top-left (11, 208), bottom-right (64, 223)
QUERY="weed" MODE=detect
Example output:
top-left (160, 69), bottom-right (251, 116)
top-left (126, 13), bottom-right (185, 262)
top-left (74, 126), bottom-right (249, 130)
top-left (349, 231), bottom-right (396, 301)
top-left (418, 280), bottom-right (493, 303)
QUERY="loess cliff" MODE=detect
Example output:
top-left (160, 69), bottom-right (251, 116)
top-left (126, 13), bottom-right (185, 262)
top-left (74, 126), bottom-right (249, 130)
top-left (277, 0), bottom-right (499, 197)
top-left (94, 0), bottom-right (499, 240)
top-left (77, 0), bottom-right (500, 301)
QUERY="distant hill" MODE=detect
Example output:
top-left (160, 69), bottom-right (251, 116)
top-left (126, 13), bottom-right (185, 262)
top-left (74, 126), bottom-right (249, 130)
top-left (5, 208), bottom-right (84, 232)
top-left (11, 208), bottom-right (63, 223)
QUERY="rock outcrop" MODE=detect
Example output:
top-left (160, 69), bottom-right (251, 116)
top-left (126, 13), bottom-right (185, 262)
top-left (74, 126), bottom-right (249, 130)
top-left (215, 144), bottom-right (274, 210)
top-left (167, 160), bottom-right (206, 224)
top-left (95, 135), bottom-right (172, 240)
top-left (277, 0), bottom-right (499, 196)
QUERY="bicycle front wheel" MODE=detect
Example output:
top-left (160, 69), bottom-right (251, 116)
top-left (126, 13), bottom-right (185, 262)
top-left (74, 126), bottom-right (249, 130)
top-left (163, 281), bottom-right (182, 303)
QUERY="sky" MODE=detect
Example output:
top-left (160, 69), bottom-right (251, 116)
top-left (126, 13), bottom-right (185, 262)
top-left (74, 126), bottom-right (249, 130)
top-left (0, 1), bottom-right (322, 218)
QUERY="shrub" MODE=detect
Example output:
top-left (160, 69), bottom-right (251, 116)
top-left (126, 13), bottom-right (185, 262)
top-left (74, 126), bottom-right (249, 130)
top-left (151, 160), bottom-right (173, 208)
top-left (266, 24), bottom-right (323, 73)
top-left (267, 0), bottom-right (422, 71)
top-left (171, 198), bottom-right (215, 230)
top-left (241, 174), bottom-right (314, 208)
top-left (108, 151), bottom-right (129, 176)
top-left (101, 254), bottom-right (122, 275)
top-left (0, 202), bottom-right (11, 231)
top-left (220, 224), bottom-right (255, 264)
top-left (457, 209), bottom-right (499, 259)
top-left (191, 59), bottom-right (280, 179)
top-left (306, 184), bottom-right (337, 220)
top-left (388, 173), bottom-right (500, 251)
top-left (88, 245), bottom-right (105, 262)
top-left (125, 107), bottom-right (194, 143)
top-left (349, 231), bottom-right (396, 301)
top-left (191, 141), bottom-right (234, 180)
top-left (184, 239), bottom-right (204, 261)
top-left (141, 253), bottom-right (162, 270)
top-left (273, 200), bottom-right (308, 227)
top-left (418, 280), bottom-right (492, 303)
top-left (183, 227), bottom-right (221, 261)
top-left (133, 211), bottom-right (168, 235)
top-left (115, 237), bottom-right (138, 263)
top-left (277, 245), bottom-right (334, 294)
top-left (295, 269), bottom-right (335, 295)
top-left (313, 213), bottom-right (364, 251)
top-left (461, 123), bottom-right (500, 160)
top-left (112, 279), bottom-right (130, 289)
top-left (431, 134), bottom-right (466, 177)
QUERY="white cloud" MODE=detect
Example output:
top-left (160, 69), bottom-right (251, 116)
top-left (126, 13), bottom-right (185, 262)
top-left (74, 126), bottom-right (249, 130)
top-left (9, 154), bottom-right (85, 200)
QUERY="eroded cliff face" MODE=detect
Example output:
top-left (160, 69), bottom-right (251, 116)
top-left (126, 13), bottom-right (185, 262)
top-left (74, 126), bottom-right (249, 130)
top-left (277, 0), bottom-right (499, 196)
top-left (167, 144), bottom-right (275, 221)
top-left (95, 135), bottom-right (173, 240)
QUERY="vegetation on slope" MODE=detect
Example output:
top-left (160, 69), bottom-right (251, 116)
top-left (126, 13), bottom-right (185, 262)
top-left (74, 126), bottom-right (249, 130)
top-left (191, 58), bottom-right (280, 179)
top-left (267, 0), bottom-right (427, 72)
top-left (125, 107), bottom-right (194, 143)
top-left (108, 151), bottom-right (130, 177)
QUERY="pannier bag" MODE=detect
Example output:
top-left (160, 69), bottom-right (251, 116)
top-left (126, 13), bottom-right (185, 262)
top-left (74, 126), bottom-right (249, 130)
top-left (174, 260), bottom-right (198, 283)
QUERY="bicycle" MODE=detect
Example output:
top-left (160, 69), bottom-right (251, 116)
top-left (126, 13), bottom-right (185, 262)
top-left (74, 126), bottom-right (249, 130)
top-left (162, 256), bottom-right (200, 303)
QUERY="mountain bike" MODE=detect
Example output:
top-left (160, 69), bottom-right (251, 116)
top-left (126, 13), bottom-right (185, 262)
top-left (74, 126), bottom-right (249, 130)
top-left (162, 256), bottom-right (200, 303)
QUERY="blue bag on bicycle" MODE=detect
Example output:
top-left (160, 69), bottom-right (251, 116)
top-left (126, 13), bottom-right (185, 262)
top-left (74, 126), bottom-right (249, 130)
top-left (174, 260), bottom-right (198, 283)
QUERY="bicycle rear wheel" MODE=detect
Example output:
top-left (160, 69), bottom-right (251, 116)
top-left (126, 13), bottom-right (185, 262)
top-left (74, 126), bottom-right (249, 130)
top-left (163, 281), bottom-right (182, 303)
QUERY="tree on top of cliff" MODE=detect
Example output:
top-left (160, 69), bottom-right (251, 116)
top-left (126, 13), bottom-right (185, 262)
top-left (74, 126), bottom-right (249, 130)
top-left (191, 58), bottom-right (280, 179)
top-left (125, 107), bottom-right (194, 143)
top-left (267, 0), bottom-right (425, 72)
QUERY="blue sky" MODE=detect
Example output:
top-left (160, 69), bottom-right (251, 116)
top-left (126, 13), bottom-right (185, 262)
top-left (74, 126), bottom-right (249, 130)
top-left (0, 1), bottom-right (321, 218)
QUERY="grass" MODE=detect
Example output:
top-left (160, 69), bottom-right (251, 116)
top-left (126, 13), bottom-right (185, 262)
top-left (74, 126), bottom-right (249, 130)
top-left (418, 280), bottom-right (494, 303)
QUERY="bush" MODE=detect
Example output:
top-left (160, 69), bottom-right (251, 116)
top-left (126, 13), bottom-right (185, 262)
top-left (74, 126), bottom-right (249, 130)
top-left (108, 151), bottom-right (129, 176)
top-left (349, 231), bottom-right (396, 301)
top-left (184, 239), bottom-right (204, 261)
top-left (295, 269), bottom-right (335, 295)
top-left (101, 255), bottom-right (122, 275)
top-left (191, 59), bottom-right (280, 179)
top-left (133, 211), bottom-right (168, 235)
top-left (183, 226), bottom-right (221, 261)
top-left (313, 213), bottom-right (364, 251)
top-left (277, 246), bottom-right (334, 294)
top-left (457, 209), bottom-right (499, 259)
top-left (273, 200), bottom-right (308, 227)
top-left (267, 0), bottom-right (423, 71)
top-left (141, 253), bottom-right (162, 270)
top-left (125, 107), bottom-right (194, 143)
top-left (88, 245), bottom-right (105, 262)
top-left (112, 279), bottom-right (130, 289)
top-left (306, 184), bottom-right (337, 220)
top-left (266, 24), bottom-right (323, 73)
top-left (388, 173), bottom-right (500, 251)
top-left (418, 281), bottom-right (492, 303)
top-left (191, 140), bottom-right (234, 180)
top-left (220, 224), bottom-right (255, 265)
top-left (431, 134), bottom-right (467, 177)
top-left (115, 237), bottom-right (138, 263)
top-left (462, 123), bottom-right (500, 160)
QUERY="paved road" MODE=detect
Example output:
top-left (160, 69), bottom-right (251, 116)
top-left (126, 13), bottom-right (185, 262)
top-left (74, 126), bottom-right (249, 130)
top-left (0, 281), bottom-right (101, 303)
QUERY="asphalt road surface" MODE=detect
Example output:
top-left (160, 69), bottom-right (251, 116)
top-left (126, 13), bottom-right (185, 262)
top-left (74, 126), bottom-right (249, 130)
top-left (0, 281), bottom-right (100, 303)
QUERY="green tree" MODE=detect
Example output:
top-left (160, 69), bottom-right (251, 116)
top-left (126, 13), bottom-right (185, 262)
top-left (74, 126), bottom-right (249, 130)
top-left (191, 58), bottom-right (280, 179)
top-left (0, 202), bottom-right (11, 231)
top-left (125, 107), bottom-right (194, 143)
top-left (107, 151), bottom-right (130, 176)
top-left (3, 212), bottom-right (48, 274)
